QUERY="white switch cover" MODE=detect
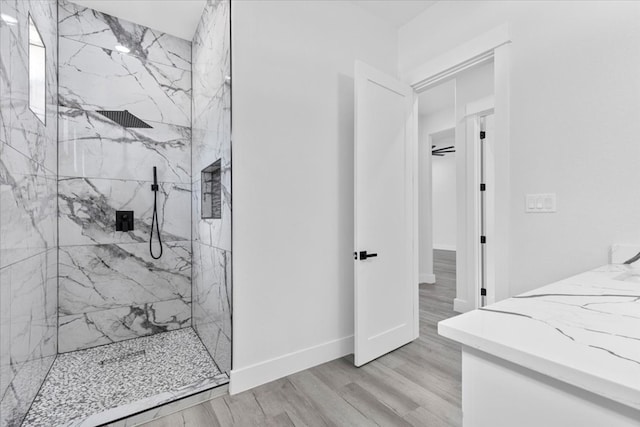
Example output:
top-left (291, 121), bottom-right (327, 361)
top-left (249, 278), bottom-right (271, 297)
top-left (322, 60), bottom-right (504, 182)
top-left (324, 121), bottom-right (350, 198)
top-left (525, 193), bottom-right (557, 213)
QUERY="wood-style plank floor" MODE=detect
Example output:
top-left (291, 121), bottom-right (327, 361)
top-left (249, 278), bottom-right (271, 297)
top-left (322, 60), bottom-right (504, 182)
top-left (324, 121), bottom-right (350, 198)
top-left (143, 250), bottom-right (460, 427)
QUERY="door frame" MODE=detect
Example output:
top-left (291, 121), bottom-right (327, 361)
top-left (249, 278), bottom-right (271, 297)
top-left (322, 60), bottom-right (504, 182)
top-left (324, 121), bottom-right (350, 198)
top-left (405, 24), bottom-right (511, 310)
top-left (466, 109), bottom-right (495, 310)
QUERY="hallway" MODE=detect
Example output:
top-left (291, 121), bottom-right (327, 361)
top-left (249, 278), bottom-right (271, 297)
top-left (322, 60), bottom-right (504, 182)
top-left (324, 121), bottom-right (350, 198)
top-left (142, 250), bottom-right (461, 427)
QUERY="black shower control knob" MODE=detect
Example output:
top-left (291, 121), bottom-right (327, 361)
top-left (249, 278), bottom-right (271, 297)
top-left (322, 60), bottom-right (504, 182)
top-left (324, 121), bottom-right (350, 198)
top-left (116, 210), bottom-right (134, 232)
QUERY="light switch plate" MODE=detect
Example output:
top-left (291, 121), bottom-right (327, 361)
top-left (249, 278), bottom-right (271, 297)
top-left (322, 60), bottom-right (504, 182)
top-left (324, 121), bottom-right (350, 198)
top-left (525, 193), bottom-right (557, 213)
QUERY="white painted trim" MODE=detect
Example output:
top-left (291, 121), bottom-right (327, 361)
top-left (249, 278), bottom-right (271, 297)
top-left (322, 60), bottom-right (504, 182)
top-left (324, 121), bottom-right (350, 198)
top-left (492, 43), bottom-right (511, 303)
top-left (405, 24), bottom-right (510, 91)
top-left (453, 298), bottom-right (472, 313)
top-left (465, 95), bottom-right (495, 117)
top-left (229, 335), bottom-right (353, 395)
top-left (483, 114), bottom-right (497, 307)
top-left (411, 93), bottom-right (420, 339)
top-left (420, 273), bottom-right (436, 284)
top-left (466, 116), bottom-right (482, 311)
top-left (433, 244), bottom-right (456, 251)
top-left (419, 133), bottom-right (435, 294)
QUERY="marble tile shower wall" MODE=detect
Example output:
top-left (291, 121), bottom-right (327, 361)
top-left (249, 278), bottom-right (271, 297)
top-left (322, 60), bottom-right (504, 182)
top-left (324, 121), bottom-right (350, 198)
top-left (191, 0), bottom-right (232, 374)
top-left (57, 0), bottom-right (193, 353)
top-left (0, 0), bottom-right (58, 425)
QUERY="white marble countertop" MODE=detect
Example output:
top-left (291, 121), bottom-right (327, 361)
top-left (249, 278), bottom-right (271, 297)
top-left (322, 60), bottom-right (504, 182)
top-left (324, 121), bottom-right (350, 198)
top-left (438, 264), bottom-right (640, 411)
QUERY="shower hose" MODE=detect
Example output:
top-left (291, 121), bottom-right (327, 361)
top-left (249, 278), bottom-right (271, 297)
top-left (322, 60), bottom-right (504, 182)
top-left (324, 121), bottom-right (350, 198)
top-left (150, 166), bottom-right (163, 259)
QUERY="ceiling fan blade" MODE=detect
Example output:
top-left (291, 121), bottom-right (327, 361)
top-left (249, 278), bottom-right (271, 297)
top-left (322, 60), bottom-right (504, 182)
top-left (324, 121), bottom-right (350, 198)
top-left (432, 145), bottom-right (454, 152)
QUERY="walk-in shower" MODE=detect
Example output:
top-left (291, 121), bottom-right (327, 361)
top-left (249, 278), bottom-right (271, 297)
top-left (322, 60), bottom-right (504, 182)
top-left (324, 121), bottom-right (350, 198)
top-left (0, 0), bottom-right (231, 425)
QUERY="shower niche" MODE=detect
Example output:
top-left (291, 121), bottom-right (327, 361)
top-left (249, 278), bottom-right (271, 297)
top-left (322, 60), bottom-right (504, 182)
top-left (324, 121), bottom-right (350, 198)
top-left (202, 159), bottom-right (222, 219)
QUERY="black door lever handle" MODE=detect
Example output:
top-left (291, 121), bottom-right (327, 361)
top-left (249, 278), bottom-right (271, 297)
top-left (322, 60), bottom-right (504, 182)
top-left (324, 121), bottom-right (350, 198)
top-left (359, 251), bottom-right (378, 260)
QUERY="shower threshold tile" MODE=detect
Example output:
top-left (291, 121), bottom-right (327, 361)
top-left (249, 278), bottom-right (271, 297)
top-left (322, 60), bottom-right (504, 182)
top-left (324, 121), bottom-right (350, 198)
top-left (23, 328), bottom-right (229, 427)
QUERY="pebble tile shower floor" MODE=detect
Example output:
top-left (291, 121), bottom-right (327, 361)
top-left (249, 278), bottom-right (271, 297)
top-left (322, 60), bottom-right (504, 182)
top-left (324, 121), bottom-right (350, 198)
top-left (22, 328), bottom-right (228, 426)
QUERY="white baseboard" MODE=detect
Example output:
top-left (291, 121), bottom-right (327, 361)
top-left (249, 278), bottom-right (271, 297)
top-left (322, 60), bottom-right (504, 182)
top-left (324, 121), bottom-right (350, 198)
top-left (229, 335), bottom-right (353, 395)
top-left (419, 273), bottom-right (436, 284)
top-left (433, 244), bottom-right (456, 251)
top-left (454, 298), bottom-right (473, 313)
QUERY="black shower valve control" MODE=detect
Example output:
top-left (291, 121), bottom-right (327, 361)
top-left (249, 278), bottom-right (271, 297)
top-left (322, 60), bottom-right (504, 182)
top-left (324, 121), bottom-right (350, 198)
top-left (116, 210), bottom-right (134, 232)
top-left (151, 183), bottom-right (159, 191)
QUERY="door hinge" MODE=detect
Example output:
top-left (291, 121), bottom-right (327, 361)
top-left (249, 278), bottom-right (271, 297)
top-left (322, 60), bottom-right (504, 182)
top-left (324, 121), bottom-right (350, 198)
top-left (480, 183), bottom-right (486, 192)
top-left (480, 131), bottom-right (486, 139)
top-left (480, 235), bottom-right (486, 244)
top-left (480, 288), bottom-right (487, 296)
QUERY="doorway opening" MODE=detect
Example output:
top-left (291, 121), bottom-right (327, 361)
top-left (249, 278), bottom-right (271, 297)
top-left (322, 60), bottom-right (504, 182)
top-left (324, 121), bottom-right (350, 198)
top-left (417, 59), bottom-right (495, 316)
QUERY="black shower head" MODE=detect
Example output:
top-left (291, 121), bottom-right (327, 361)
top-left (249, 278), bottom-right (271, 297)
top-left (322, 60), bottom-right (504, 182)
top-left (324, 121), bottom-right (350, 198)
top-left (96, 110), bottom-right (152, 128)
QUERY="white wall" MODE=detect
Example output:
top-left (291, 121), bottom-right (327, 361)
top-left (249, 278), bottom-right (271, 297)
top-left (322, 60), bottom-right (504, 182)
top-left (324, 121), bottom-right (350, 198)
top-left (400, 1), bottom-right (640, 296)
top-left (431, 134), bottom-right (457, 251)
top-left (231, 0), bottom-right (397, 393)
top-left (418, 106), bottom-right (455, 282)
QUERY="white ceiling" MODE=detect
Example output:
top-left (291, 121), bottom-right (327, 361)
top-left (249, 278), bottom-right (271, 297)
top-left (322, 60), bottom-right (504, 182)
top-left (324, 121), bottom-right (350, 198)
top-left (68, 0), bottom-right (207, 40)
top-left (352, 0), bottom-right (438, 29)
top-left (418, 78), bottom-right (455, 116)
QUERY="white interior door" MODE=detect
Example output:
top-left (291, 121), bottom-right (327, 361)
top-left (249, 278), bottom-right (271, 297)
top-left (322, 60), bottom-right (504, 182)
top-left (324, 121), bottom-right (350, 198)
top-left (354, 61), bottom-right (418, 367)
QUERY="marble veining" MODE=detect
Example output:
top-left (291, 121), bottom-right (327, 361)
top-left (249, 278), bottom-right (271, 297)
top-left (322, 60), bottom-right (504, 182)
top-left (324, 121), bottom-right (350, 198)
top-left (58, 241), bottom-right (192, 351)
top-left (23, 329), bottom-right (228, 427)
top-left (58, 298), bottom-right (192, 353)
top-left (58, 0), bottom-right (191, 71)
top-left (439, 263), bottom-right (640, 411)
top-left (58, 177), bottom-right (190, 246)
top-left (3, 1), bottom-right (235, 425)
top-left (59, 242), bottom-right (191, 317)
top-left (191, 0), bottom-right (231, 253)
top-left (0, 145), bottom-right (56, 267)
top-left (1, 249), bottom-right (57, 408)
top-left (1, 0), bottom-right (58, 175)
top-left (1, 0), bottom-right (58, 425)
top-left (56, 0), bottom-right (193, 354)
top-left (59, 37), bottom-right (191, 127)
top-left (0, 13), bottom-right (9, 145)
top-left (192, 244), bottom-right (232, 373)
top-left (0, 354), bottom-right (55, 427)
top-left (59, 107), bottom-right (191, 183)
top-left (190, 0), bottom-right (232, 375)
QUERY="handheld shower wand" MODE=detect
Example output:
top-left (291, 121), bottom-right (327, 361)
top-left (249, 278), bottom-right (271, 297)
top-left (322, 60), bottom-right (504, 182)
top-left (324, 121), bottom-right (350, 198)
top-left (150, 166), bottom-right (163, 259)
